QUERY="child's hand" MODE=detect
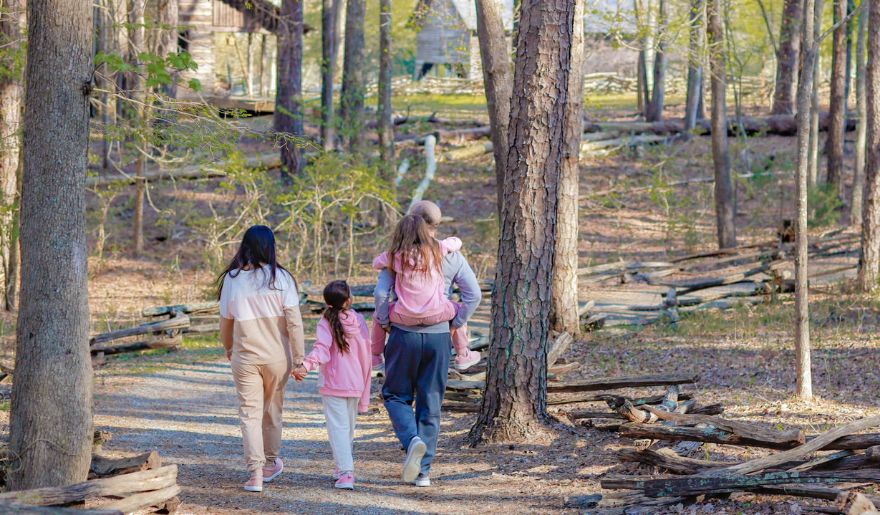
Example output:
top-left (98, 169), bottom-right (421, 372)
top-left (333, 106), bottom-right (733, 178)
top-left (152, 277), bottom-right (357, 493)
top-left (291, 365), bottom-right (308, 381)
top-left (225, 348), bottom-right (232, 361)
top-left (382, 325), bottom-right (391, 334)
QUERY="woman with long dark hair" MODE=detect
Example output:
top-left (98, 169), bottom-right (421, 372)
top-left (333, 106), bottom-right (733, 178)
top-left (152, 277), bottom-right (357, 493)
top-left (217, 225), bottom-right (305, 492)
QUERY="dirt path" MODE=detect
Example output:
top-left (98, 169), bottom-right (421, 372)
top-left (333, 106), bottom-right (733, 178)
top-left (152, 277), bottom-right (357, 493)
top-left (94, 360), bottom-right (596, 514)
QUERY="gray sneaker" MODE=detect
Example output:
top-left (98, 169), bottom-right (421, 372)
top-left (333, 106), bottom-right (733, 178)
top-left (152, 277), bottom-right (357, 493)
top-left (414, 473), bottom-right (431, 487)
top-left (402, 436), bottom-right (427, 482)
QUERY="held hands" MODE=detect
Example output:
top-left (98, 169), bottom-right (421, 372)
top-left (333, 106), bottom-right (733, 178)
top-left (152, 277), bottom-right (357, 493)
top-left (291, 365), bottom-right (308, 382)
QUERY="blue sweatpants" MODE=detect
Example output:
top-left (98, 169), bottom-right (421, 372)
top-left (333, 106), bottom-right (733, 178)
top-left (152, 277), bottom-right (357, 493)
top-left (382, 327), bottom-right (451, 475)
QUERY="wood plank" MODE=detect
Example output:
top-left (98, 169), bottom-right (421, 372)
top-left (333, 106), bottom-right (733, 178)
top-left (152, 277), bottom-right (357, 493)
top-left (547, 374), bottom-right (699, 394)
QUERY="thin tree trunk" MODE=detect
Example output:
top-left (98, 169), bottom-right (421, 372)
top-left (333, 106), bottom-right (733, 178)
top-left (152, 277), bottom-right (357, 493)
top-left (98, 0), bottom-right (112, 172)
top-left (320, 0), bottom-right (340, 150)
top-left (0, 0), bottom-right (23, 311)
top-left (794, 0), bottom-right (816, 400)
top-left (637, 50), bottom-right (648, 116)
top-left (469, 0), bottom-right (578, 444)
top-left (646, 0), bottom-right (668, 122)
top-left (684, 0), bottom-right (705, 133)
top-left (858, 0), bottom-right (880, 292)
top-left (340, 0), bottom-right (366, 152)
top-left (852, 1), bottom-right (868, 226)
top-left (827, 0), bottom-right (847, 195)
top-left (475, 0), bottom-right (512, 218)
top-left (808, 0), bottom-right (824, 186)
top-left (845, 0), bottom-right (854, 112)
top-left (156, 0), bottom-right (179, 97)
top-left (377, 0), bottom-right (394, 184)
top-left (551, 0), bottom-right (584, 335)
top-left (772, 0), bottom-right (803, 115)
top-left (129, 0), bottom-right (146, 256)
top-left (274, 0), bottom-right (304, 177)
top-left (707, 0), bottom-right (736, 249)
top-left (10, 0), bottom-right (94, 489)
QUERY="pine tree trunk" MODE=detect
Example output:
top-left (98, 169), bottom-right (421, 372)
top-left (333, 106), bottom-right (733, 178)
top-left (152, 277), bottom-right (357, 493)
top-left (340, 0), bottom-right (366, 152)
top-left (475, 0), bottom-right (512, 218)
top-left (10, 0), bottom-right (94, 489)
top-left (684, 0), bottom-right (705, 133)
top-left (129, 0), bottom-right (146, 256)
top-left (377, 0), bottom-right (394, 184)
top-left (551, 0), bottom-right (584, 335)
top-left (827, 0), bottom-right (847, 195)
top-left (772, 0), bottom-right (803, 115)
top-left (794, 0), bottom-right (816, 400)
top-left (274, 0), bottom-right (304, 177)
top-left (469, 0), bottom-right (578, 444)
top-left (0, 0), bottom-right (23, 311)
top-left (707, 0), bottom-right (736, 249)
top-left (852, 1), bottom-right (868, 227)
top-left (646, 0), bottom-right (667, 122)
top-left (320, 0), bottom-right (340, 150)
top-left (858, 0), bottom-right (880, 292)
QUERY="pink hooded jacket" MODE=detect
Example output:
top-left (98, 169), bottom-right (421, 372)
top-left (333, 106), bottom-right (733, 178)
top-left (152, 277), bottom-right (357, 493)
top-left (303, 309), bottom-right (372, 412)
top-left (372, 237), bottom-right (462, 322)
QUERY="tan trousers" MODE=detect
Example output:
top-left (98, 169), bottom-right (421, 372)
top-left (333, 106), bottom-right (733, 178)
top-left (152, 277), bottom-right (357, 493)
top-left (232, 360), bottom-right (290, 472)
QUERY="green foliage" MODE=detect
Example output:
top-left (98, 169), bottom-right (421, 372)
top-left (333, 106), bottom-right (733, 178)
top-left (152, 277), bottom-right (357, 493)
top-left (96, 50), bottom-right (199, 89)
top-left (808, 183), bottom-right (844, 228)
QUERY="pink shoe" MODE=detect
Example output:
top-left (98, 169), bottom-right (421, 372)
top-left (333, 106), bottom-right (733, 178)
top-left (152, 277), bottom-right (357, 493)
top-left (335, 471), bottom-right (355, 490)
top-left (262, 458), bottom-right (283, 483)
top-left (243, 471), bottom-right (263, 492)
top-left (454, 349), bottom-right (481, 371)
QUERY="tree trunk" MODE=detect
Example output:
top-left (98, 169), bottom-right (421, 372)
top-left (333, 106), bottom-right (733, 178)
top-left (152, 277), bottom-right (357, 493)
top-left (646, 0), bottom-right (667, 122)
top-left (156, 0), bottom-right (179, 97)
top-left (10, 0), bottom-right (94, 489)
top-left (320, 0), bottom-right (340, 150)
top-left (468, 0), bottom-right (579, 444)
top-left (859, 0), bottom-right (880, 292)
top-left (129, 0), bottom-right (146, 256)
top-left (274, 0), bottom-right (304, 177)
top-left (707, 0), bottom-right (736, 249)
top-left (852, 0), bottom-right (868, 226)
top-left (475, 0), bottom-right (513, 218)
top-left (377, 0), bottom-right (394, 185)
top-left (807, 0), bottom-right (824, 187)
top-left (0, 0), bottom-right (23, 312)
top-left (551, 0), bottom-right (584, 335)
top-left (340, 0), bottom-right (366, 152)
top-left (684, 0), bottom-right (705, 133)
top-left (794, 0), bottom-right (817, 400)
top-left (772, 0), bottom-right (803, 115)
top-left (827, 0), bottom-right (847, 195)
top-left (637, 50), bottom-right (648, 116)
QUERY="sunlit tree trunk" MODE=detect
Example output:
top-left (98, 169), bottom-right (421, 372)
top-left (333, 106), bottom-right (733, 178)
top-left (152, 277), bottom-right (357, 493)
top-left (827, 0), bottom-right (847, 196)
top-left (377, 0), bottom-right (393, 181)
top-left (859, 0), bottom-right (880, 292)
top-left (274, 0), bottom-right (304, 177)
top-left (806, 0), bottom-right (823, 187)
top-left (852, 0), bottom-right (868, 226)
top-left (684, 0), bottom-right (705, 133)
top-left (129, 0), bottom-right (146, 255)
top-left (10, 0), bottom-right (94, 489)
top-left (772, 0), bottom-right (802, 114)
top-left (646, 0), bottom-right (667, 122)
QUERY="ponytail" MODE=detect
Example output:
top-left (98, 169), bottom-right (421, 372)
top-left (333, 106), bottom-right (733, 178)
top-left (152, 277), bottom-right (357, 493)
top-left (322, 280), bottom-right (352, 353)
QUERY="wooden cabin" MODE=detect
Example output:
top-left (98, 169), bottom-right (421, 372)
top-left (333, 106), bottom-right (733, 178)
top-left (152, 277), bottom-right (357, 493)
top-left (178, 0), bottom-right (278, 109)
top-left (413, 0), bottom-right (513, 80)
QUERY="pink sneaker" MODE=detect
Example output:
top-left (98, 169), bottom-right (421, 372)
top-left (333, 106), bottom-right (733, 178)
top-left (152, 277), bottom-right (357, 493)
top-left (243, 471), bottom-right (263, 492)
top-left (335, 471), bottom-right (355, 490)
top-left (454, 349), bottom-right (481, 371)
top-left (333, 467), bottom-right (341, 480)
top-left (262, 458), bottom-right (283, 483)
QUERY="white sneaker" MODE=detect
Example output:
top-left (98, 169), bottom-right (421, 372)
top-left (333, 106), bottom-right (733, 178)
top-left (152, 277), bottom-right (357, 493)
top-left (402, 436), bottom-right (427, 482)
top-left (414, 473), bottom-right (431, 487)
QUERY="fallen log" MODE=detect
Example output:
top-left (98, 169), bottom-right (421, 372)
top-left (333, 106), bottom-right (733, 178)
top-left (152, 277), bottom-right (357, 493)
top-left (617, 447), bottom-right (728, 475)
top-left (90, 339), bottom-right (179, 356)
top-left (0, 465), bottom-right (178, 506)
top-left (548, 391), bottom-right (694, 407)
top-left (546, 373), bottom-right (699, 394)
top-left (90, 451), bottom-right (161, 478)
top-left (640, 405), bottom-right (805, 446)
top-left (547, 332), bottom-right (575, 368)
top-left (839, 492), bottom-right (880, 514)
top-left (87, 152), bottom-right (281, 187)
top-left (104, 484), bottom-right (181, 514)
top-left (584, 112), bottom-right (856, 137)
top-left (142, 302), bottom-right (219, 317)
top-left (0, 502), bottom-right (122, 514)
top-left (90, 315), bottom-right (190, 346)
top-left (618, 423), bottom-right (804, 450)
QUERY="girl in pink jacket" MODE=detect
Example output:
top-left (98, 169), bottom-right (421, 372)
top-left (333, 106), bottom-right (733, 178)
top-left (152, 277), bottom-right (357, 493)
top-left (370, 214), bottom-right (481, 371)
top-left (293, 280), bottom-right (371, 490)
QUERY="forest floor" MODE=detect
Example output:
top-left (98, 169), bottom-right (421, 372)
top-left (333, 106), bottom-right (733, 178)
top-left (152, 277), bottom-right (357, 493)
top-left (0, 93), bottom-right (877, 513)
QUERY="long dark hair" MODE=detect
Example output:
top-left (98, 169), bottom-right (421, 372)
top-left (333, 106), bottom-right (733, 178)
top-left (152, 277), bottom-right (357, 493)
top-left (216, 225), bottom-right (293, 299)
top-left (387, 214), bottom-right (443, 276)
top-left (323, 280), bottom-right (351, 354)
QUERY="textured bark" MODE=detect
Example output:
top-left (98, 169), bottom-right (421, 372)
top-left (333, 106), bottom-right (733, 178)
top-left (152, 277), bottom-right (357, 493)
top-left (646, 0), bottom-right (668, 122)
top-left (551, 0), bottom-right (583, 335)
top-left (340, 0), bottom-right (366, 152)
top-left (475, 0), bottom-right (513, 217)
top-left (469, 0), bottom-right (578, 444)
top-left (684, 0), bottom-right (705, 133)
top-left (827, 0), bottom-right (848, 194)
top-left (807, 0), bottom-right (823, 187)
top-left (0, 0), bottom-right (23, 311)
top-left (10, 0), bottom-right (94, 489)
top-left (794, 0), bottom-right (816, 399)
top-left (274, 0), bottom-right (304, 177)
top-left (852, 3), bottom-right (868, 226)
top-left (377, 0), bottom-right (394, 184)
top-left (129, 0), bottom-right (146, 256)
top-left (320, 0), bottom-right (340, 150)
top-left (707, 0), bottom-right (736, 249)
top-left (859, 0), bottom-right (880, 292)
top-left (772, 0), bottom-right (803, 114)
